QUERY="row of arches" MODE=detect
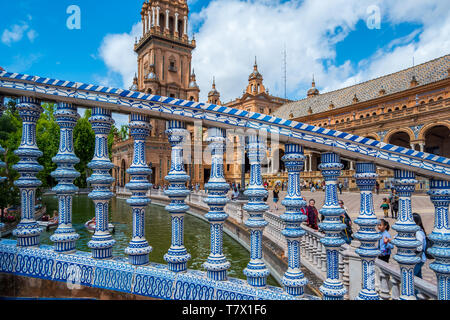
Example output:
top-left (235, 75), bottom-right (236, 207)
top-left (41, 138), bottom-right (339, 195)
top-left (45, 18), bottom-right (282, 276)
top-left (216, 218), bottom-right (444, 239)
top-left (372, 123), bottom-right (450, 158)
top-left (317, 96), bottom-right (445, 127)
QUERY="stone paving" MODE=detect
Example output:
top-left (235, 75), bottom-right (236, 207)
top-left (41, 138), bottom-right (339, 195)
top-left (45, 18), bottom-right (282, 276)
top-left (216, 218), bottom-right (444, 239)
top-left (264, 190), bottom-right (437, 285)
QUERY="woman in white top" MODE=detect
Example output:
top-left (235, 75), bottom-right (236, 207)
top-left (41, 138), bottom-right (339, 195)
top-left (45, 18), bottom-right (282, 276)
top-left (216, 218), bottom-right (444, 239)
top-left (413, 213), bottom-right (427, 279)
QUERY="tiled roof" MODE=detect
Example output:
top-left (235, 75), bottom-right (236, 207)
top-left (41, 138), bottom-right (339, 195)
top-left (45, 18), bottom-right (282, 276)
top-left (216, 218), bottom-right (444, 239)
top-left (273, 54), bottom-right (450, 119)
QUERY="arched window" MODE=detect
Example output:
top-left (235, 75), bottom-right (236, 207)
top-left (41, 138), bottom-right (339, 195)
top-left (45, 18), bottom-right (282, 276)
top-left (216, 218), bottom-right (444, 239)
top-left (429, 99), bottom-right (434, 103)
top-left (402, 105), bottom-right (407, 109)
top-left (437, 97), bottom-right (443, 101)
top-left (360, 115), bottom-right (364, 119)
top-left (387, 108), bottom-right (392, 112)
top-left (372, 112), bottom-right (377, 116)
top-left (394, 107), bottom-right (400, 111)
top-left (189, 96), bottom-right (194, 101)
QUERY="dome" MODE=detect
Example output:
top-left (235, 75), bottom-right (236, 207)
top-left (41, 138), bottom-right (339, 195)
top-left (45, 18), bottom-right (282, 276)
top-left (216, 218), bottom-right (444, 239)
top-left (249, 57), bottom-right (263, 80)
top-left (307, 76), bottom-right (320, 97)
top-left (208, 78), bottom-right (220, 97)
top-left (189, 69), bottom-right (199, 89)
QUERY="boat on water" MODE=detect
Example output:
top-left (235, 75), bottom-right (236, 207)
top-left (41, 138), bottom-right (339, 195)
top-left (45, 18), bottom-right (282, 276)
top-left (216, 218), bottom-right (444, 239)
top-left (38, 220), bottom-right (58, 231)
top-left (85, 219), bottom-right (115, 234)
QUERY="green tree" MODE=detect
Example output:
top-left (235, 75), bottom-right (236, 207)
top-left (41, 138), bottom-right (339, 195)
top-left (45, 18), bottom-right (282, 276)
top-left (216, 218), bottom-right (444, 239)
top-left (36, 103), bottom-right (60, 189)
top-left (73, 109), bottom-right (95, 188)
top-left (0, 100), bottom-right (22, 217)
top-left (119, 125), bottom-right (129, 141)
top-left (108, 124), bottom-right (119, 160)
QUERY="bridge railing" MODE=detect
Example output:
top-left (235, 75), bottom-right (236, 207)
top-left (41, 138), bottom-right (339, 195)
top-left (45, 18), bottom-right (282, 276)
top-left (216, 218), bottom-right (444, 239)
top-left (118, 186), bottom-right (439, 300)
top-left (0, 90), bottom-right (449, 300)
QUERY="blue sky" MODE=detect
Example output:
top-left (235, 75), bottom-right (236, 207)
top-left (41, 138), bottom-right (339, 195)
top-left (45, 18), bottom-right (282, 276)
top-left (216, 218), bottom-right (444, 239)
top-left (1, 0), bottom-right (449, 126)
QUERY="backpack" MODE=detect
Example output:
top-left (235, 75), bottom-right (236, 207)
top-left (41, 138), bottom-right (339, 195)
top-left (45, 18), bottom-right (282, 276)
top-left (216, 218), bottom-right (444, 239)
top-left (425, 236), bottom-right (434, 260)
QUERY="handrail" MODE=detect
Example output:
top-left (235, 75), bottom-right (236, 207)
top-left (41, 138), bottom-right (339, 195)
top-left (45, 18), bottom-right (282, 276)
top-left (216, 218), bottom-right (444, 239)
top-left (0, 71), bottom-right (449, 180)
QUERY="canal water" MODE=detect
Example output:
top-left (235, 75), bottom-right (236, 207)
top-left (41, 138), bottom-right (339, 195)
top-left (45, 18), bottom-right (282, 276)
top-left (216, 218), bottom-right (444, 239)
top-left (38, 195), bottom-right (279, 286)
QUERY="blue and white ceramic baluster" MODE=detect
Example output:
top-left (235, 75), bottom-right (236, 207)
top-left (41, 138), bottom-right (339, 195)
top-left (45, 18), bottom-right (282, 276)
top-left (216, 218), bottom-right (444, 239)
top-left (391, 169), bottom-right (420, 300)
top-left (354, 162), bottom-right (381, 300)
top-left (280, 144), bottom-right (308, 297)
top-left (0, 96), bottom-right (6, 184)
top-left (0, 96), bottom-right (5, 231)
top-left (12, 97), bottom-right (43, 247)
top-left (164, 120), bottom-right (191, 272)
top-left (243, 135), bottom-right (270, 287)
top-left (203, 127), bottom-right (231, 281)
top-left (427, 180), bottom-right (450, 300)
top-left (124, 113), bottom-right (153, 266)
top-left (50, 103), bottom-right (81, 253)
top-left (318, 152), bottom-right (347, 300)
top-left (87, 107), bottom-right (116, 259)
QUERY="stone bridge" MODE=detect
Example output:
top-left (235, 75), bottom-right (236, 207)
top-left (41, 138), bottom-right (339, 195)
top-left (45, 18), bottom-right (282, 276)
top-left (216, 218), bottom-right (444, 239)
top-left (0, 70), bottom-right (449, 300)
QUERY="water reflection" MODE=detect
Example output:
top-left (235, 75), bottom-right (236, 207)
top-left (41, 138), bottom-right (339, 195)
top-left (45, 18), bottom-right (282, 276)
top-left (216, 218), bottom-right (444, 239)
top-left (39, 195), bottom-right (278, 286)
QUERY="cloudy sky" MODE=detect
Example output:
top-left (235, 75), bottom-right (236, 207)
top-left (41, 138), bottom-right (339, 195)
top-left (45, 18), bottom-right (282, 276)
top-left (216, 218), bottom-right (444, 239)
top-left (1, 0), bottom-right (449, 126)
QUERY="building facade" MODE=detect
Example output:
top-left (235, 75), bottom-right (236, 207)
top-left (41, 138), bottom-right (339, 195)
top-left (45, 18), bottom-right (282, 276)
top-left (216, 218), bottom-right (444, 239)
top-left (112, 1), bottom-right (449, 191)
top-left (112, 1), bottom-right (290, 189)
top-left (272, 54), bottom-right (450, 190)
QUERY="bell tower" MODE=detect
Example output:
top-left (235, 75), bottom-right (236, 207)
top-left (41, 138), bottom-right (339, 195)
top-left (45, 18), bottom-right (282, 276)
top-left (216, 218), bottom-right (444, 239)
top-left (134, 0), bottom-right (199, 101)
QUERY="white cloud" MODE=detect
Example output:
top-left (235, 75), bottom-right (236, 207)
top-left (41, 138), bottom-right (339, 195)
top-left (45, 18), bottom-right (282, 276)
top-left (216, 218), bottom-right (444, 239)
top-left (98, 22), bottom-right (141, 88)
top-left (191, 0), bottom-right (450, 102)
top-left (1, 20), bottom-right (37, 46)
top-left (96, 0), bottom-right (450, 105)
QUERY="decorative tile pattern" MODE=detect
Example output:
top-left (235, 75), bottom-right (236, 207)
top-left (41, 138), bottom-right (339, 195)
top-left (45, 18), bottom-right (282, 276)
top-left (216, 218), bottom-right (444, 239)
top-left (391, 169), bottom-right (421, 300)
top-left (125, 113), bottom-right (153, 265)
top-left (354, 162), bottom-right (381, 300)
top-left (203, 128), bottom-right (231, 281)
top-left (243, 135), bottom-right (270, 287)
top-left (0, 240), bottom-right (305, 300)
top-left (50, 102), bottom-right (81, 253)
top-left (318, 153), bottom-right (347, 300)
top-left (0, 71), bottom-right (448, 180)
top-left (427, 180), bottom-right (450, 300)
top-left (280, 144), bottom-right (308, 297)
top-left (12, 96), bottom-right (43, 247)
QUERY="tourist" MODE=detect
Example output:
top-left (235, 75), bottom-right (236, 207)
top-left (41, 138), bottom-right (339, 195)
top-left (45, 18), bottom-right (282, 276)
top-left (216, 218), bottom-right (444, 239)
top-left (50, 210), bottom-right (59, 223)
top-left (306, 199), bottom-right (319, 230)
top-left (391, 195), bottom-right (399, 219)
top-left (273, 187), bottom-right (280, 211)
top-left (413, 213), bottom-right (427, 279)
top-left (310, 184), bottom-right (316, 193)
top-left (380, 198), bottom-right (390, 218)
top-left (377, 219), bottom-right (394, 263)
top-left (389, 188), bottom-right (396, 216)
top-left (338, 182), bottom-right (343, 195)
top-left (231, 187), bottom-right (239, 200)
top-left (375, 181), bottom-right (380, 195)
top-left (339, 200), bottom-right (353, 244)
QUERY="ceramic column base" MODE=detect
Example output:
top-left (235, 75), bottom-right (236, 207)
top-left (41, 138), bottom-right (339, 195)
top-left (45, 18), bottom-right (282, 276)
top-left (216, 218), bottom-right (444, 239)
top-left (203, 259), bottom-right (231, 281)
top-left (320, 279), bottom-right (347, 300)
top-left (125, 241), bottom-right (152, 266)
top-left (282, 271), bottom-right (308, 296)
top-left (13, 223), bottom-right (41, 247)
top-left (50, 228), bottom-right (80, 253)
top-left (243, 263), bottom-right (270, 288)
top-left (164, 251), bottom-right (191, 273)
top-left (88, 238), bottom-right (116, 260)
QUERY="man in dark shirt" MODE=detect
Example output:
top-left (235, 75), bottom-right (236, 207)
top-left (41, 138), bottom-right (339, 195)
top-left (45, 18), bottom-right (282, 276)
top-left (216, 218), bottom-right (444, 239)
top-left (305, 199), bottom-right (319, 230)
